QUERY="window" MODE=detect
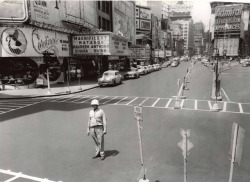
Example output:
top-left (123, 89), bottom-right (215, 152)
top-left (98, 16), bottom-right (101, 29)
top-left (106, 1), bottom-right (110, 14)
top-left (98, 1), bottom-right (100, 10)
top-left (102, 1), bottom-right (106, 12)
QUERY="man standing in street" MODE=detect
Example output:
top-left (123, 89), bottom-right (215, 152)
top-left (87, 99), bottom-right (107, 160)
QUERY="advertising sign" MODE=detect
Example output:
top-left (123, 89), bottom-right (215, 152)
top-left (129, 47), bottom-right (150, 58)
top-left (214, 38), bottom-right (239, 56)
top-left (113, 1), bottom-right (136, 44)
top-left (215, 4), bottom-right (243, 32)
top-left (165, 50), bottom-right (172, 57)
top-left (0, 0), bottom-right (28, 23)
top-left (72, 33), bottom-right (128, 56)
top-left (32, 29), bottom-right (70, 57)
top-left (139, 8), bottom-right (151, 19)
top-left (154, 50), bottom-right (164, 58)
top-left (140, 20), bottom-right (151, 30)
top-left (29, 0), bottom-right (61, 27)
top-left (0, 27), bottom-right (70, 57)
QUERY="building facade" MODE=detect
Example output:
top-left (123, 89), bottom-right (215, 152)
top-left (209, 2), bottom-right (250, 57)
top-left (0, 0), bottom-right (135, 89)
top-left (194, 22), bottom-right (205, 55)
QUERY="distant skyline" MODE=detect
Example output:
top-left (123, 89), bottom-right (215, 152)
top-left (137, 0), bottom-right (250, 31)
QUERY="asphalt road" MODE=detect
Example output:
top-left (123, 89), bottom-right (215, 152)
top-left (0, 61), bottom-right (250, 182)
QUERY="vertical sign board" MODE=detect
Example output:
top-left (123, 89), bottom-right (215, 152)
top-left (134, 106), bottom-right (143, 121)
top-left (229, 122), bottom-right (245, 165)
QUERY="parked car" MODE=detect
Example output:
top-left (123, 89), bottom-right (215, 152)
top-left (98, 70), bottom-right (123, 87)
top-left (124, 68), bottom-right (140, 79)
top-left (171, 61), bottom-right (179, 67)
top-left (137, 66), bottom-right (147, 75)
top-left (147, 65), bottom-right (155, 72)
top-left (242, 60), bottom-right (250, 67)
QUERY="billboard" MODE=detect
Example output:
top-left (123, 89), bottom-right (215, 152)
top-left (113, 1), bottom-right (136, 44)
top-left (0, 0), bottom-right (28, 23)
top-left (129, 47), bottom-right (150, 58)
top-left (214, 4), bottom-right (243, 33)
top-left (136, 5), bottom-right (151, 32)
top-left (214, 38), bottom-right (239, 56)
top-left (72, 33), bottom-right (129, 56)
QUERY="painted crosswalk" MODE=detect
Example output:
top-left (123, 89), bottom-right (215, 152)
top-left (46, 94), bottom-right (250, 115)
top-left (0, 98), bottom-right (45, 115)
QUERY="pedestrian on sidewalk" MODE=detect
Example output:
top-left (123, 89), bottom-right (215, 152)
top-left (87, 99), bottom-right (107, 160)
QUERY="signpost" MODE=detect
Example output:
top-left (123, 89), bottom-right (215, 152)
top-left (134, 106), bottom-right (149, 182)
top-left (178, 129), bottom-right (193, 182)
top-left (229, 122), bottom-right (245, 182)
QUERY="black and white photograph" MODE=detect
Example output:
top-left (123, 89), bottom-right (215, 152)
top-left (0, 0), bottom-right (250, 182)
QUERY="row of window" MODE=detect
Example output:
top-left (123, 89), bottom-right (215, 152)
top-left (97, 1), bottom-right (111, 15)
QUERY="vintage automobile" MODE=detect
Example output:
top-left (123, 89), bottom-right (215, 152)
top-left (124, 67), bottom-right (140, 79)
top-left (242, 60), bottom-right (250, 67)
top-left (171, 61), bottom-right (179, 67)
top-left (137, 65), bottom-right (147, 75)
top-left (98, 70), bottom-right (123, 87)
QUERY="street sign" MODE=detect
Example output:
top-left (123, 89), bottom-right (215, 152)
top-left (178, 139), bottom-right (193, 153)
top-left (134, 106), bottom-right (143, 121)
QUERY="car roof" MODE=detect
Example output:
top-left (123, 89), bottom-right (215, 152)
top-left (105, 70), bottom-right (119, 73)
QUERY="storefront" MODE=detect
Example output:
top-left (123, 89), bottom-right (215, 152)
top-left (72, 32), bottom-right (129, 77)
top-left (0, 26), bottom-right (70, 88)
top-left (129, 45), bottom-right (151, 66)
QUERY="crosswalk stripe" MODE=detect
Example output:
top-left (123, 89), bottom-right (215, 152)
top-left (139, 98), bottom-right (148, 105)
top-left (80, 96), bottom-right (98, 103)
top-left (102, 96), bottom-right (118, 104)
top-left (151, 98), bottom-right (160, 107)
top-left (71, 95), bottom-right (90, 102)
top-left (208, 101), bottom-right (212, 110)
top-left (223, 102), bottom-right (227, 112)
top-left (165, 99), bottom-right (172, 108)
top-left (238, 103), bottom-right (243, 113)
top-left (126, 97), bottom-right (138, 105)
top-left (194, 100), bottom-right (198, 110)
top-left (114, 97), bottom-right (127, 105)
top-left (180, 99), bottom-right (185, 108)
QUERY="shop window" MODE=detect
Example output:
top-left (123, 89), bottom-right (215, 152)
top-left (0, 57), bottom-right (39, 85)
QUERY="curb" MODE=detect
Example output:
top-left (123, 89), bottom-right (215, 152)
top-left (0, 85), bottom-right (99, 100)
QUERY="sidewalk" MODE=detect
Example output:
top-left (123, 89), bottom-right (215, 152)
top-left (0, 79), bottom-right (98, 100)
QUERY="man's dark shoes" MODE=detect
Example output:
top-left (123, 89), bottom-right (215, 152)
top-left (101, 156), bottom-right (105, 160)
top-left (93, 152), bottom-right (101, 159)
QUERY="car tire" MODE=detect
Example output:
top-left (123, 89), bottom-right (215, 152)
top-left (112, 81), bottom-right (115, 86)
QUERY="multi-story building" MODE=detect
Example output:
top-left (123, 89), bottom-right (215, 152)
top-left (209, 2), bottom-right (250, 57)
top-left (165, 1), bottom-right (195, 56)
top-left (194, 22), bottom-right (205, 55)
top-left (0, 0), bottom-right (135, 89)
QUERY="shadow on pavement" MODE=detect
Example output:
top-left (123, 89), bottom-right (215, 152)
top-left (105, 150), bottom-right (119, 158)
top-left (0, 97), bottom-right (131, 122)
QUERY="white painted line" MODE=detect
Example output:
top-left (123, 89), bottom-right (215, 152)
top-left (0, 169), bottom-right (58, 182)
top-left (71, 95), bottom-right (90, 102)
top-left (102, 96), bottom-right (118, 104)
top-left (58, 95), bottom-right (76, 102)
top-left (151, 98), bottom-right (160, 107)
top-left (180, 99), bottom-right (185, 108)
top-left (208, 101), bottom-right (212, 110)
top-left (238, 103), bottom-right (243, 113)
top-left (221, 88), bottom-right (230, 101)
top-left (50, 95), bottom-right (70, 102)
top-left (80, 96), bottom-right (98, 103)
top-left (0, 104), bottom-right (20, 108)
top-left (194, 100), bottom-right (198, 110)
top-left (126, 97), bottom-right (138, 105)
top-left (114, 97), bottom-right (128, 105)
top-left (223, 102), bottom-right (227, 112)
top-left (139, 98), bottom-right (148, 105)
top-left (98, 96), bottom-right (109, 102)
top-left (165, 99), bottom-right (172, 108)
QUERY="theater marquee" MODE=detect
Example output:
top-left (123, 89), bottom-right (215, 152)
top-left (72, 33), bottom-right (129, 56)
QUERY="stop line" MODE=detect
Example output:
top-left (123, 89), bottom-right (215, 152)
top-left (46, 94), bottom-right (250, 115)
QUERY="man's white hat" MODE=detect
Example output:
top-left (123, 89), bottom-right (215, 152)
top-left (91, 99), bottom-right (99, 106)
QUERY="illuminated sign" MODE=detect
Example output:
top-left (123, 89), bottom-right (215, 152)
top-left (215, 4), bottom-right (243, 32)
top-left (140, 20), bottom-right (151, 30)
top-left (72, 33), bottom-right (128, 56)
top-left (129, 47), bottom-right (150, 58)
